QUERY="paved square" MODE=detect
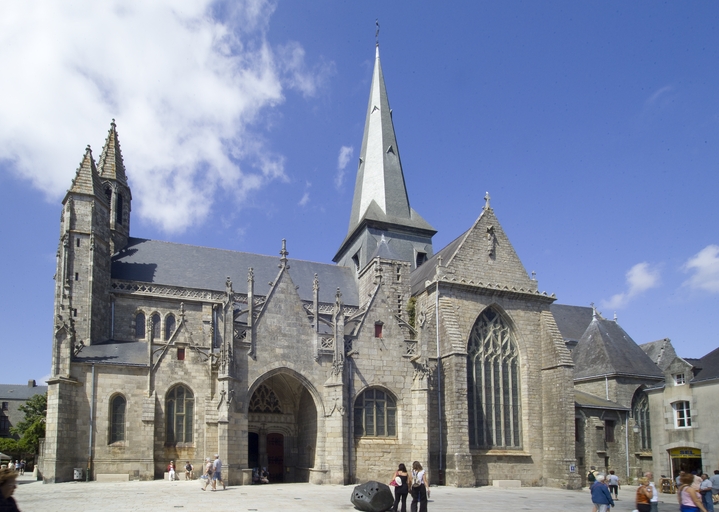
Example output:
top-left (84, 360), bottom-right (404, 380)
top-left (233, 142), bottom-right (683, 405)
top-left (12, 475), bottom-right (674, 512)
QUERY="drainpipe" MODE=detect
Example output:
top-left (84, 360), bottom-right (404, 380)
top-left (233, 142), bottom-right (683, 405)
top-left (435, 282), bottom-right (443, 482)
top-left (625, 412), bottom-right (630, 481)
top-left (88, 363), bottom-right (95, 481)
top-left (605, 376), bottom-right (609, 401)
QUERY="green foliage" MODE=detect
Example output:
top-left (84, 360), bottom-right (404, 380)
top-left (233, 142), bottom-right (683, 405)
top-left (407, 296), bottom-right (417, 329)
top-left (9, 393), bottom-right (47, 455)
top-left (0, 437), bottom-right (19, 455)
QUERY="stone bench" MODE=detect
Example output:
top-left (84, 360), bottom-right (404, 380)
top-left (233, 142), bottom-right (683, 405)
top-left (492, 480), bottom-right (522, 488)
top-left (96, 474), bottom-right (129, 483)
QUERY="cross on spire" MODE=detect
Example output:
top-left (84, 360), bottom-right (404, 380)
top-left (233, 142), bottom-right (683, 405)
top-left (375, 19), bottom-right (380, 46)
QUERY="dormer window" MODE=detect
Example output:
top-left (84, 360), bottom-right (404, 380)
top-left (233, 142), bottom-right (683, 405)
top-left (674, 373), bottom-right (686, 385)
top-left (352, 253), bottom-right (360, 273)
top-left (416, 252), bottom-right (427, 268)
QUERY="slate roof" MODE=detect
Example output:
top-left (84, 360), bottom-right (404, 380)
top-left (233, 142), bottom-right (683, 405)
top-left (572, 315), bottom-right (664, 381)
top-left (0, 384), bottom-right (48, 400)
top-left (410, 229), bottom-right (467, 294)
top-left (369, 235), bottom-right (400, 261)
top-left (73, 340), bottom-right (149, 366)
top-left (639, 338), bottom-right (678, 372)
top-left (692, 345), bottom-right (719, 383)
top-left (575, 390), bottom-right (628, 411)
top-left (112, 238), bottom-right (359, 306)
top-left (551, 304), bottom-right (593, 343)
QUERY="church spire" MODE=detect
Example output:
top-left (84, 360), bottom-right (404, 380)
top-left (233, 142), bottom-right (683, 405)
top-left (334, 45), bottom-right (435, 271)
top-left (349, 45), bottom-right (411, 230)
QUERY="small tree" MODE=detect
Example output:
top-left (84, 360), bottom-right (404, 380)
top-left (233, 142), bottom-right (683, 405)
top-left (10, 393), bottom-right (47, 455)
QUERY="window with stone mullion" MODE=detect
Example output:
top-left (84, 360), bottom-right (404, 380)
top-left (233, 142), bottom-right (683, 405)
top-left (467, 308), bottom-right (521, 449)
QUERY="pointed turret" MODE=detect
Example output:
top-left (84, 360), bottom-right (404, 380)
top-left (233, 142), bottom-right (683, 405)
top-left (64, 146), bottom-right (104, 204)
top-left (98, 119), bottom-right (128, 185)
top-left (335, 46), bottom-right (435, 272)
top-left (98, 120), bottom-right (132, 252)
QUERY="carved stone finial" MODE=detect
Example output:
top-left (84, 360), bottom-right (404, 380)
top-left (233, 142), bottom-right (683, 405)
top-left (279, 239), bottom-right (289, 268)
top-left (225, 276), bottom-right (232, 293)
top-left (248, 267), bottom-right (254, 282)
top-left (180, 302), bottom-right (186, 319)
top-left (531, 270), bottom-right (536, 281)
top-left (313, 273), bottom-right (319, 291)
top-left (484, 191), bottom-right (491, 210)
top-left (335, 287), bottom-right (342, 306)
top-left (590, 302), bottom-right (596, 319)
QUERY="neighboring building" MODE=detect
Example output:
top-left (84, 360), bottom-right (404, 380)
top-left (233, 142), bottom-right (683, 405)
top-left (642, 339), bottom-right (719, 479)
top-left (0, 380), bottom-right (47, 439)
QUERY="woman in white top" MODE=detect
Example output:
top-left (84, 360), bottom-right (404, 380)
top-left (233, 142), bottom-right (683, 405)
top-left (409, 461), bottom-right (430, 512)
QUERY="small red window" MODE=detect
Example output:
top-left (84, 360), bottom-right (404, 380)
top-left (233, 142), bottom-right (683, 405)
top-left (177, 348), bottom-right (185, 360)
top-left (374, 323), bottom-right (383, 338)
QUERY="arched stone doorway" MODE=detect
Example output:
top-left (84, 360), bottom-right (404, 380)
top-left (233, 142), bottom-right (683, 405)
top-left (247, 372), bottom-right (318, 483)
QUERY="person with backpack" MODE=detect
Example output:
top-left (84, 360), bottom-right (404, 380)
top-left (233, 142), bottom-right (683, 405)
top-left (409, 461), bottom-right (429, 512)
top-left (588, 466), bottom-right (599, 485)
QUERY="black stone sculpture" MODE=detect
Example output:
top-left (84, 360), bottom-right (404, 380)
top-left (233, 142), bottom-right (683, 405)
top-left (351, 481), bottom-right (394, 512)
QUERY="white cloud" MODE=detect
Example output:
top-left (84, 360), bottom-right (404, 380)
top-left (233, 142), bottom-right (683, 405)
top-left (298, 181), bottom-right (311, 207)
top-left (646, 85), bottom-right (673, 105)
top-left (335, 145), bottom-right (353, 188)
top-left (602, 262), bottom-right (661, 310)
top-left (683, 245), bottom-right (719, 293)
top-left (0, 0), bottom-right (325, 233)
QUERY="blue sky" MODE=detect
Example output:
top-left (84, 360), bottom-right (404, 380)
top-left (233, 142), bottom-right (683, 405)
top-left (0, 1), bottom-right (717, 384)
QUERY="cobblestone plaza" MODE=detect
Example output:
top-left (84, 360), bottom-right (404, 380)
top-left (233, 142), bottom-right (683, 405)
top-left (14, 474), bottom-right (665, 512)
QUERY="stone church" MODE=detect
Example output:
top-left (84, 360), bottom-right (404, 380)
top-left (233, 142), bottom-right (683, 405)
top-left (41, 45), bottom-right (669, 488)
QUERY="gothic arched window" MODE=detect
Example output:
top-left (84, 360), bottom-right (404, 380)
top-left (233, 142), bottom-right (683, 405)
top-left (151, 313), bottom-right (161, 340)
top-left (135, 312), bottom-right (146, 339)
top-left (110, 394), bottom-right (126, 443)
top-left (354, 388), bottom-right (396, 437)
top-left (467, 307), bottom-right (521, 448)
top-left (116, 194), bottom-right (124, 225)
top-left (165, 315), bottom-right (176, 341)
top-left (249, 384), bottom-right (282, 413)
top-left (631, 389), bottom-right (651, 450)
top-left (166, 385), bottom-right (194, 444)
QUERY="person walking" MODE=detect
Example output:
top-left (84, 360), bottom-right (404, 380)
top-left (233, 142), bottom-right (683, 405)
top-left (200, 458), bottom-right (212, 491)
top-left (184, 461), bottom-right (193, 480)
top-left (390, 463), bottom-right (409, 512)
top-left (167, 461), bottom-right (176, 481)
top-left (211, 454), bottom-right (226, 491)
top-left (700, 473), bottom-right (714, 512)
top-left (645, 471), bottom-right (659, 512)
top-left (635, 476), bottom-right (653, 512)
top-left (710, 471), bottom-right (719, 506)
top-left (590, 474), bottom-right (614, 512)
top-left (409, 461), bottom-right (429, 512)
top-left (607, 470), bottom-right (620, 500)
top-left (678, 472), bottom-right (707, 512)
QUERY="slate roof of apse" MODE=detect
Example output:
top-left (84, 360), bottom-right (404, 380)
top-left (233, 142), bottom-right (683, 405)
top-left (550, 304), bottom-right (594, 342)
top-left (0, 384), bottom-right (48, 400)
top-left (73, 340), bottom-right (150, 366)
top-left (692, 345), bottom-right (719, 383)
top-left (572, 316), bottom-right (664, 381)
top-left (410, 229), bottom-right (467, 294)
top-left (574, 390), bottom-right (628, 411)
top-left (639, 338), bottom-right (679, 372)
top-left (112, 238), bottom-right (359, 306)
